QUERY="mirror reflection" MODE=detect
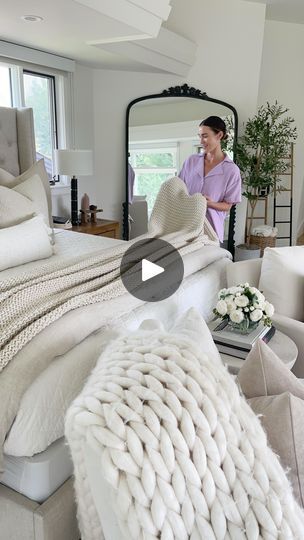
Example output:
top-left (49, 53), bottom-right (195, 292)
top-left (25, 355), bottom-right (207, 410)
top-left (126, 89), bottom-right (237, 252)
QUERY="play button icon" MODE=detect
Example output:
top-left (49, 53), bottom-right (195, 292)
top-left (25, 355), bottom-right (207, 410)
top-left (120, 238), bottom-right (184, 302)
top-left (142, 259), bottom-right (164, 281)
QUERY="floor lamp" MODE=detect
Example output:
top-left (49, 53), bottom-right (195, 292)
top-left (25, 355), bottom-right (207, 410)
top-left (54, 149), bottom-right (93, 225)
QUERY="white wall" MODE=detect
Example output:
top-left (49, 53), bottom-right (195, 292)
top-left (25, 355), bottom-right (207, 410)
top-left (258, 20), bottom-right (304, 241)
top-left (91, 0), bottom-right (266, 242)
top-left (52, 0), bottom-right (266, 242)
top-left (51, 63), bottom-right (96, 219)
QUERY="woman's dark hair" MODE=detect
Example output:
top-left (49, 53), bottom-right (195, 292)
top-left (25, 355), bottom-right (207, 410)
top-left (199, 116), bottom-right (228, 141)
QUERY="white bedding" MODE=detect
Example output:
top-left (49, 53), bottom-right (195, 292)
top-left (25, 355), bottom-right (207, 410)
top-left (2, 437), bottom-right (72, 503)
top-left (1, 229), bottom-right (231, 460)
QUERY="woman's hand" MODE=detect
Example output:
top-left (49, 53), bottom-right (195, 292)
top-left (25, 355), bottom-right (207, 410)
top-left (203, 194), bottom-right (232, 212)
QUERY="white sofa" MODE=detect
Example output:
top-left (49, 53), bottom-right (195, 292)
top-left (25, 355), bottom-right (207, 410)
top-left (226, 248), bottom-right (304, 377)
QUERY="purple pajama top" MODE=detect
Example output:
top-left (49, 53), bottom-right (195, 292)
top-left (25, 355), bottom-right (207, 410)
top-left (179, 153), bottom-right (242, 241)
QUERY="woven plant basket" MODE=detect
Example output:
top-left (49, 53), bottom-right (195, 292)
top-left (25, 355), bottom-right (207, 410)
top-left (249, 234), bottom-right (276, 256)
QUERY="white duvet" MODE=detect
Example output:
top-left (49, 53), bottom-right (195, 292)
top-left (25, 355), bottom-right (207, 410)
top-left (2, 230), bottom-right (231, 459)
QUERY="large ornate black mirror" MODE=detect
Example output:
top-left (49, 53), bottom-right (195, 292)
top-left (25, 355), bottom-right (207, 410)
top-left (123, 84), bottom-right (238, 255)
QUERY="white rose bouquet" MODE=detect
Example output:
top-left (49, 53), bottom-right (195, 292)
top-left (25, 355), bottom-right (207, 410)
top-left (213, 283), bottom-right (274, 333)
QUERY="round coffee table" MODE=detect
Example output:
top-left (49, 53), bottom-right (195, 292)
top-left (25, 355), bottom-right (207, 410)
top-left (221, 330), bottom-right (298, 373)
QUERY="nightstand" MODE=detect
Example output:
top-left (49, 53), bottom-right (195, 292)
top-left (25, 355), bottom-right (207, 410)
top-left (68, 219), bottom-right (119, 239)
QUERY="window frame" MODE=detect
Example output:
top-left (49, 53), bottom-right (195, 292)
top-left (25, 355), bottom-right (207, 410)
top-left (23, 69), bottom-right (59, 183)
top-left (0, 59), bottom-right (72, 185)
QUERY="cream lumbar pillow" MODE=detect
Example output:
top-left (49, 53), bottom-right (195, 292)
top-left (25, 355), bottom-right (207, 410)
top-left (0, 215), bottom-right (53, 271)
top-left (13, 173), bottom-right (50, 227)
top-left (259, 246), bottom-right (304, 321)
top-left (237, 339), bottom-right (304, 400)
top-left (0, 185), bottom-right (36, 228)
top-left (249, 392), bottom-right (304, 507)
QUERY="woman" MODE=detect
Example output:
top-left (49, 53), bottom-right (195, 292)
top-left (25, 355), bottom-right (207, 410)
top-left (179, 116), bottom-right (242, 242)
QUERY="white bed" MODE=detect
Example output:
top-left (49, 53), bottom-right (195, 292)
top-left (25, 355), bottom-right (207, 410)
top-left (0, 106), bottom-right (232, 540)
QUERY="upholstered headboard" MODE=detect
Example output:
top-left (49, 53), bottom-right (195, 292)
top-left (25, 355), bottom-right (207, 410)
top-left (0, 106), bottom-right (36, 176)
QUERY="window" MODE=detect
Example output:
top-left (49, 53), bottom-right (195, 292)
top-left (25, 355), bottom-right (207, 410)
top-left (0, 62), bottom-right (64, 182)
top-left (129, 145), bottom-right (178, 214)
top-left (23, 71), bottom-right (57, 181)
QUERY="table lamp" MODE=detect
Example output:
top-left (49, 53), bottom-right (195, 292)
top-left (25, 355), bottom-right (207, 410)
top-left (54, 149), bottom-right (93, 225)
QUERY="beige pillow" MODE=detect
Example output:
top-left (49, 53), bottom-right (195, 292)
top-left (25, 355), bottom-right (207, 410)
top-left (13, 173), bottom-right (50, 227)
top-left (238, 339), bottom-right (304, 399)
top-left (249, 392), bottom-right (304, 507)
top-left (8, 160), bottom-right (53, 227)
top-left (0, 215), bottom-right (53, 271)
top-left (0, 167), bottom-right (15, 184)
top-left (259, 246), bottom-right (304, 321)
top-left (0, 186), bottom-right (35, 228)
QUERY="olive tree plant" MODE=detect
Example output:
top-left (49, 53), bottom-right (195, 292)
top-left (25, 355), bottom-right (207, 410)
top-left (236, 102), bottom-right (297, 244)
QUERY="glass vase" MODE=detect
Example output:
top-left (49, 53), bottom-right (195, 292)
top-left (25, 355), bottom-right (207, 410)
top-left (228, 318), bottom-right (259, 335)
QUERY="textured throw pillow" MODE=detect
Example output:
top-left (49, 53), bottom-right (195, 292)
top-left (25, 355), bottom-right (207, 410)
top-left (0, 185), bottom-right (35, 228)
top-left (66, 308), bottom-right (304, 540)
top-left (8, 159), bottom-right (53, 227)
top-left (0, 167), bottom-right (15, 184)
top-left (249, 392), bottom-right (304, 507)
top-left (238, 339), bottom-right (304, 399)
top-left (13, 173), bottom-right (50, 227)
top-left (259, 246), bottom-right (304, 321)
top-left (0, 215), bottom-right (53, 271)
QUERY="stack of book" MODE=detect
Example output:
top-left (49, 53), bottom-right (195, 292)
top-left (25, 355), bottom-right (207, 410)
top-left (208, 319), bottom-right (276, 359)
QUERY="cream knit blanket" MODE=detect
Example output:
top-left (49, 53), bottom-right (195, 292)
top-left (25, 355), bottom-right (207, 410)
top-left (65, 310), bottom-right (304, 540)
top-left (0, 177), bottom-right (218, 371)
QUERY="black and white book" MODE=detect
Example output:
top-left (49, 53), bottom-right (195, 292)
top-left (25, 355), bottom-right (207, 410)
top-left (208, 318), bottom-right (275, 351)
top-left (216, 325), bottom-right (276, 359)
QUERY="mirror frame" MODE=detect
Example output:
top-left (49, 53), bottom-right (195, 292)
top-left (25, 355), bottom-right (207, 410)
top-left (123, 83), bottom-right (238, 257)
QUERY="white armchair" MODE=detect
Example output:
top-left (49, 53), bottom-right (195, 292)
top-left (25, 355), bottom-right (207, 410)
top-left (226, 251), bottom-right (304, 377)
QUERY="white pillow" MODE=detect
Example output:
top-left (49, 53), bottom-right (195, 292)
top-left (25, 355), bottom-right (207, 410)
top-left (4, 327), bottom-right (120, 457)
top-left (0, 167), bottom-right (15, 184)
top-left (0, 215), bottom-right (53, 271)
top-left (259, 246), bottom-right (304, 321)
top-left (7, 159), bottom-right (53, 227)
top-left (0, 185), bottom-right (35, 228)
top-left (13, 173), bottom-right (50, 227)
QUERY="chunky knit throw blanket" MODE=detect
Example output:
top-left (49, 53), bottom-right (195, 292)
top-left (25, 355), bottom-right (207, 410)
top-left (0, 177), bottom-right (218, 371)
top-left (66, 311), bottom-right (304, 540)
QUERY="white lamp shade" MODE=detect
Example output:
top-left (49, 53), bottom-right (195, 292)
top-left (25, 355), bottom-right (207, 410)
top-left (54, 149), bottom-right (93, 176)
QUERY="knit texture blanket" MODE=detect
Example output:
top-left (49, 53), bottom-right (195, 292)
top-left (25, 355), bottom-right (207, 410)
top-left (65, 309), bottom-right (304, 540)
top-left (0, 177), bottom-right (218, 371)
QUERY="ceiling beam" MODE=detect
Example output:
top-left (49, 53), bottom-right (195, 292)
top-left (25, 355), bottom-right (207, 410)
top-left (74, 0), bottom-right (171, 42)
top-left (92, 27), bottom-right (197, 76)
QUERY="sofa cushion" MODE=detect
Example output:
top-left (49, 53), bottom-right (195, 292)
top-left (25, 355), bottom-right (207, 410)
top-left (249, 392), bottom-right (304, 507)
top-left (238, 339), bottom-right (304, 399)
top-left (259, 246), bottom-right (304, 321)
